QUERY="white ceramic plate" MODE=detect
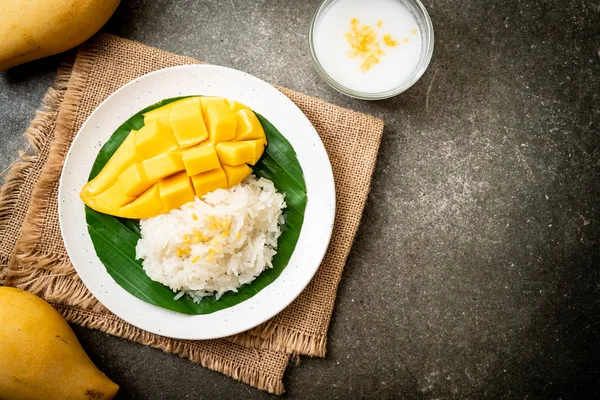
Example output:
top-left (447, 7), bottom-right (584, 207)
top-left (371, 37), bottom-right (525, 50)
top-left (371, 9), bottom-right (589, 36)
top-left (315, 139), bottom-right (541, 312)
top-left (59, 65), bottom-right (335, 340)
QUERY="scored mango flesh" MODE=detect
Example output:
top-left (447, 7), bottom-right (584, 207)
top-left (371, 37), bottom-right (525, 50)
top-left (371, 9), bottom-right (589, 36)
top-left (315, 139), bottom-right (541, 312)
top-left (80, 96), bottom-right (266, 219)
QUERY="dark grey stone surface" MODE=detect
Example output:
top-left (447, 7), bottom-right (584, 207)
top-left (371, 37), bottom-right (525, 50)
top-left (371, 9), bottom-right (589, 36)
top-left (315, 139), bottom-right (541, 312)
top-left (1, 0), bottom-right (599, 398)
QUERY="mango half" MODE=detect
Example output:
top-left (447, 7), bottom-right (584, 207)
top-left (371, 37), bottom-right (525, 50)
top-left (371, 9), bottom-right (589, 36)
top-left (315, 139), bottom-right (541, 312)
top-left (80, 96), bottom-right (266, 219)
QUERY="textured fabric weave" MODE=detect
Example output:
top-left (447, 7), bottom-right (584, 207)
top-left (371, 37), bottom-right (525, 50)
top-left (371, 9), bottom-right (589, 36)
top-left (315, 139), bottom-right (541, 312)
top-left (0, 33), bottom-right (383, 394)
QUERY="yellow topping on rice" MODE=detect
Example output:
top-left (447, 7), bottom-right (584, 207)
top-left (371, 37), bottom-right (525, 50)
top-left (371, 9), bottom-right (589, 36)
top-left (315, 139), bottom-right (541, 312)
top-left (176, 214), bottom-right (234, 263)
top-left (192, 231), bottom-right (205, 244)
top-left (176, 246), bottom-right (190, 257)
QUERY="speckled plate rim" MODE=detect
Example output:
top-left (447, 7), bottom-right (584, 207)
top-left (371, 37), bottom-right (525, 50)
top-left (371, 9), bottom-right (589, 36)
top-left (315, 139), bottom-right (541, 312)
top-left (58, 65), bottom-right (335, 340)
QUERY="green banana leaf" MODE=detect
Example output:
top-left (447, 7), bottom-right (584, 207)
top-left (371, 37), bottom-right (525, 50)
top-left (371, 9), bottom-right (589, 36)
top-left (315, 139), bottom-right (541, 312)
top-left (85, 96), bottom-right (306, 315)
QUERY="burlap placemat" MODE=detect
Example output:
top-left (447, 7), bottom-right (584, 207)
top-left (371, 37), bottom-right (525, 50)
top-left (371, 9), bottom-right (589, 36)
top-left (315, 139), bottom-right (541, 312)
top-left (0, 33), bottom-right (383, 394)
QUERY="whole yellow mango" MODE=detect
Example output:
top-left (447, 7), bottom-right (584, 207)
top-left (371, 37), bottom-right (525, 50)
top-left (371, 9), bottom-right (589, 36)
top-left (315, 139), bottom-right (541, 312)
top-left (0, 287), bottom-right (119, 400)
top-left (0, 0), bottom-right (120, 70)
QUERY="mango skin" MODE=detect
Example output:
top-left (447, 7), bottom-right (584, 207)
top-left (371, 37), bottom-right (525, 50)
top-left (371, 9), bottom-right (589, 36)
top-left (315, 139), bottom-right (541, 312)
top-left (0, 287), bottom-right (119, 400)
top-left (0, 0), bottom-right (120, 70)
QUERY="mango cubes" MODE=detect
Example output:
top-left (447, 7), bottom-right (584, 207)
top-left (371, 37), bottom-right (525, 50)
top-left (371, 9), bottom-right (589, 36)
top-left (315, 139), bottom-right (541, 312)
top-left (134, 120), bottom-right (177, 159)
top-left (118, 163), bottom-right (152, 196)
top-left (182, 143), bottom-right (220, 176)
top-left (191, 168), bottom-right (228, 195)
top-left (159, 172), bottom-right (195, 210)
top-left (202, 97), bottom-right (236, 143)
top-left (80, 96), bottom-right (267, 219)
top-left (169, 97), bottom-right (208, 148)
top-left (215, 142), bottom-right (254, 166)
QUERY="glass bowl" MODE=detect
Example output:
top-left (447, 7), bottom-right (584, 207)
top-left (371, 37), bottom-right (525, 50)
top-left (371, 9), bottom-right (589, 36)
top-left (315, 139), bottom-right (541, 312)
top-left (308, 0), bottom-right (434, 100)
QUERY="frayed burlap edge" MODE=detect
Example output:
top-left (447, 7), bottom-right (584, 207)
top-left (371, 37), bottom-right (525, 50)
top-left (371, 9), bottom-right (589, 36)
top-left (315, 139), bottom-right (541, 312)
top-left (6, 266), bottom-right (104, 311)
top-left (5, 41), bottom-right (104, 317)
top-left (229, 320), bottom-right (327, 357)
top-left (0, 152), bottom-right (37, 271)
top-left (52, 303), bottom-right (286, 395)
top-left (0, 59), bottom-right (74, 278)
top-left (10, 44), bottom-right (97, 278)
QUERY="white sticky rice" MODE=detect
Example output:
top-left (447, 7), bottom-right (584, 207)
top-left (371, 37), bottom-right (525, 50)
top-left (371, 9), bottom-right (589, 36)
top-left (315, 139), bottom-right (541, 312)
top-left (135, 175), bottom-right (286, 301)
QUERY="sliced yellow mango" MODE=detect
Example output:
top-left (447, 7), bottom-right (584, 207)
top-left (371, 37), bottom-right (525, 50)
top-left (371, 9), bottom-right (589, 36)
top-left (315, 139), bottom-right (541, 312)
top-left (215, 142), bottom-right (254, 166)
top-left (84, 182), bottom-right (135, 216)
top-left (120, 184), bottom-right (165, 219)
top-left (142, 152), bottom-right (185, 181)
top-left (235, 109), bottom-right (265, 143)
top-left (229, 99), bottom-right (246, 113)
top-left (143, 106), bottom-right (172, 127)
top-left (246, 139), bottom-right (266, 165)
top-left (159, 172), bottom-right (195, 210)
top-left (81, 131), bottom-right (141, 198)
top-left (182, 143), bottom-right (220, 176)
top-left (169, 97), bottom-right (208, 148)
top-left (81, 96), bottom-right (266, 219)
top-left (118, 163), bottom-right (152, 197)
top-left (202, 97), bottom-right (236, 143)
top-left (134, 120), bottom-right (178, 159)
top-left (142, 98), bottom-right (187, 126)
top-left (223, 164), bottom-right (251, 187)
top-left (191, 168), bottom-right (228, 198)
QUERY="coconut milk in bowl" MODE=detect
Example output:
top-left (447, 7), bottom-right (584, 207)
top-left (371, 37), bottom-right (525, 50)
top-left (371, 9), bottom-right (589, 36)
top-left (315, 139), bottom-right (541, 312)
top-left (309, 0), bottom-right (434, 100)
